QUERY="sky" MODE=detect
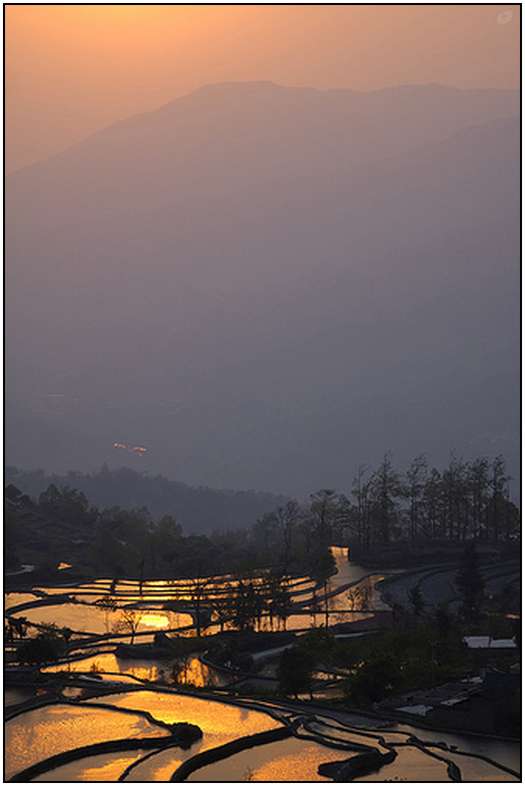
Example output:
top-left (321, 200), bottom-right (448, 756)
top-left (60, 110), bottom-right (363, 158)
top-left (6, 4), bottom-right (520, 496)
top-left (6, 3), bottom-right (520, 172)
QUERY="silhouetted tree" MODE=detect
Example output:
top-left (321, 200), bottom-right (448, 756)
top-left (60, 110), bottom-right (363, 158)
top-left (267, 573), bottom-right (291, 630)
top-left (187, 577), bottom-right (212, 638)
top-left (345, 654), bottom-right (401, 706)
top-left (38, 484), bottom-right (96, 526)
top-left (456, 543), bottom-right (485, 621)
top-left (232, 579), bottom-right (261, 632)
top-left (434, 604), bottom-right (453, 640)
top-left (275, 500), bottom-right (301, 571)
top-left (309, 489), bottom-right (339, 547)
top-left (17, 633), bottom-right (63, 665)
top-left (486, 456), bottom-right (509, 543)
top-left (95, 597), bottom-right (118, 634)
top-left (408, 586), bottom-right (425, 616)
top-left (421, 468), bottom-right (443, 539)
top-left (278, 647), bottom-right (315, 699)
top-left (468, 457), bottom-right (489, 540)
top-left (370, 453), bottom-right (404, 544)
top-left (350, 465), bottom-right (372, 548)
top-left (112, 608), bottom-right (143, 644)
top-left (406, 455), bottom-right (427, 541)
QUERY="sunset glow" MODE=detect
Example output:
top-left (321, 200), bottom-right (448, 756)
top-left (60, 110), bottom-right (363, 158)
top-left (6, 4), bottom-right (519, 171)
top-left (5, 4), bottom-right (521, 782)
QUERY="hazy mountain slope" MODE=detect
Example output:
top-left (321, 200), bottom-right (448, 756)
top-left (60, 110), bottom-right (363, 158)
top-left (5, 466), bottom-right (288, 533)
top-left (6, 83), bottom-right (519, 496)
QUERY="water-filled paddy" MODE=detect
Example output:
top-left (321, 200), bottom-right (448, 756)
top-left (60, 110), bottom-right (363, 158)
top-left (45, 651), bottom-right (228, 686)
top-left (10, 602), bottom-right (193, 636)
top-left (7, 548), bottom-right (385, 647)
top-left (394, 723), bottom-right (521, 775)
top-left (9, 690), bottom-right (519, 782)
top-left (184, 723), bottom-right (519, 782)
top-left (185, 737), bottom-right (349, 781)
top-left (5, 592), bottom-right (41, 609)
top-left (443, 751), bottom-right (519, 782)
top-left (5, 702), bottom-right (169, 779)
top-left (87, 690), bottom-right (281, 736)
top-left (6, 548), bottom-right (519, 782)
top-left (258, 610), bottom-right (373, 631)
top-left (93, 693), bottom-right (284, 781)
top-left (33, 751), bottom-right (145, 782)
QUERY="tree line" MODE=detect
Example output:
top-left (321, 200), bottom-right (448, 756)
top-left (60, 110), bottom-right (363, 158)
top-left (5, 464), bottom-right (287, 534)
top-left (6, 452), bottom-right (519, 581)
top-left (254, 454), bottom-right (519, 563)
top-left (6, 480), bottom-right (335, 581)
top-left (345, 453), bottom-right (519, 547)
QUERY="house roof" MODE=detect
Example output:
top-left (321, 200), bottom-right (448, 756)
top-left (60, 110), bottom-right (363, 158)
top-left (463, 636), bottom-right (517, 649)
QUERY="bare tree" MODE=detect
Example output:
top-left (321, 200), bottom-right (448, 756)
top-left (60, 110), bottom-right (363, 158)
top-left (406, 455), bottom-right (427, 541)
top-left (309, 489), bottom-right (339, 547)
top-left (351, 465), bottom-right (372, 548)
top-left (468, 457), bottom-right (489, 540)
top-left (112, 608), bottom-right (143, 644)
top-left (487, 456), bottom-right (509, 543)
top-left (370, 453), bottom-right (404, 544)
top-left (187, 577), bottom-right (212, 637)
top-left (209, 586), bottom-right (234, 633)
top-left (266, 573), bottom-right (290, 630)
top-left (274, 501), bottom-right (301, 571)
top-left (95, 597), bottom-right (118, 634)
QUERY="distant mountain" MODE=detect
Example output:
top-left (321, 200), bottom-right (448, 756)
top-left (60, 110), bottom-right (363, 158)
top-left (6, 82), bottom-right (520, 494)
top-left (5, 466), bottom-right (288, 533)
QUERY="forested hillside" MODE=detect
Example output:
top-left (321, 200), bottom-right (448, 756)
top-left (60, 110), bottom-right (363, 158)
top-left (5, 465), bottom-right (287, 534)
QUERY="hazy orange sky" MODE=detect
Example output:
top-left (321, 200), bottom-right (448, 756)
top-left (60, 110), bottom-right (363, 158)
top-left (6, 4), bottom-right (520, 172)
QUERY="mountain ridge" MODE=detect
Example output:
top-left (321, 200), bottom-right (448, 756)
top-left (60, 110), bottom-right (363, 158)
top-left (5, 465), bottom-right (288, 534)
top-left (7, 81), bottom-right (518, 178)
top-left (6, 81), bottom-right (519, 494)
